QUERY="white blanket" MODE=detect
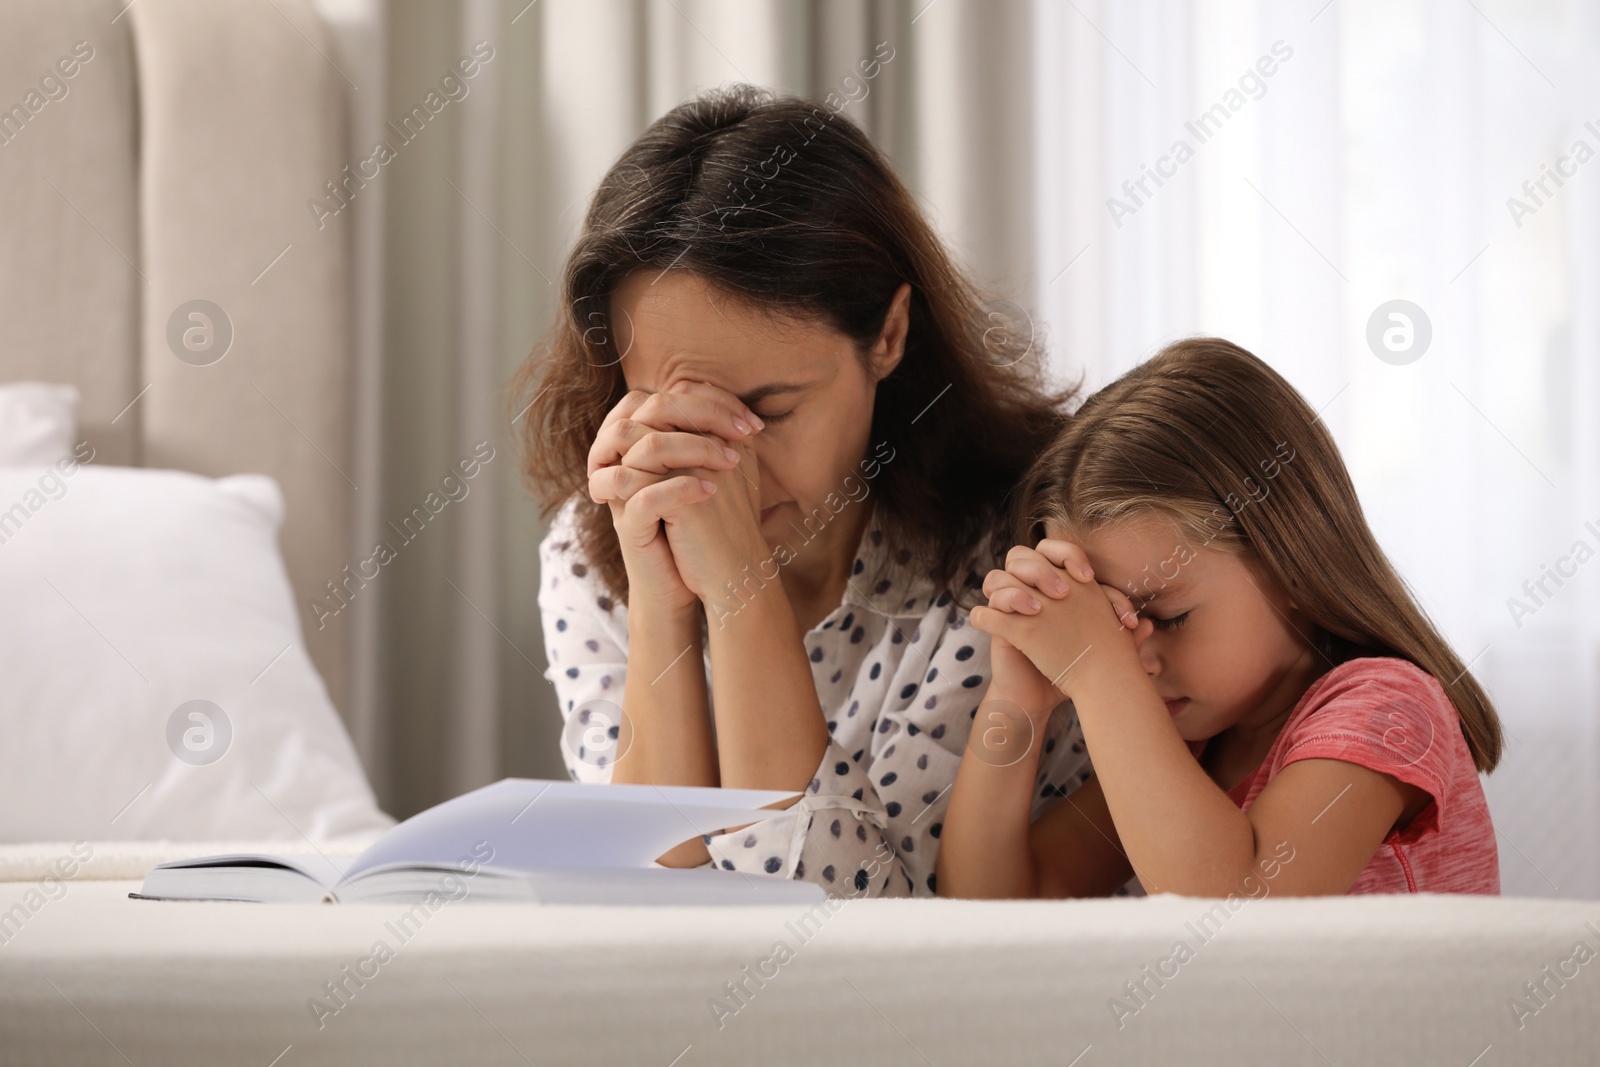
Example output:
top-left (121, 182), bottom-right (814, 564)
top-left (2, 852), bottom-right (1597, 1065)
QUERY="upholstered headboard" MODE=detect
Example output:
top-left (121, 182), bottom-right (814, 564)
top-left (0, 0), bottom-right (355, 717)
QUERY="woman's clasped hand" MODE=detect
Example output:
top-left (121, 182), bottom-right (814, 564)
top-left (586, 380), bottom-right (772, 612)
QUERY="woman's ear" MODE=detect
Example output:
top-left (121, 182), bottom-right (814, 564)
top-left (868, 282), bottom-right (913, 381)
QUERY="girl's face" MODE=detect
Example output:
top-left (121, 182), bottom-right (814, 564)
top-left (1059, 513), bottom-right (1321, 743)
top-left (611, 271), bottom-right (909, 569)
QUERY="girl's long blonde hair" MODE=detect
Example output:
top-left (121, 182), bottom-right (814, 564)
top-left (1015, 336), bottom-right (1502, 773)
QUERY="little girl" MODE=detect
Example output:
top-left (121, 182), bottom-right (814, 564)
top-left (937, 337), bottom-right (1503, 898)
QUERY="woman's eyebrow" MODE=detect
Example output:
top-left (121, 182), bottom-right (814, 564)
top-left (644, 379), bottom-right (814, 404)
top-left (736, 382), bottom-right (811, 406)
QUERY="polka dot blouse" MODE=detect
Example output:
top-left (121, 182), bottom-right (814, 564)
top-left (537, 495), bottom-right (1136, 899)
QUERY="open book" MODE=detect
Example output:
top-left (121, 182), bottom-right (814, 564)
top-left (132, 778), bottom-right (825, 906)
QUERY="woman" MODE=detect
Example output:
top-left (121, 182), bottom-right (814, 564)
top-left (511, 83), bottom-right (1093, 898)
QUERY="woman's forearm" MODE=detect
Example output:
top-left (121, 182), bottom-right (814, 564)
top-left (613, 601), bottom-right (718, 788)
top-left (615, 601), bottom-right (719, 868)
top-left (936, 696), bottom-right (1048, 897)
top-left (703, 586), bottom-right (829, 791)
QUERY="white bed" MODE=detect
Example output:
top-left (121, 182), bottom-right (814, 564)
top-left (2, 2), bottom-right (1599, 1065)
top-left (3, 841), bottom-right (1598, 1066)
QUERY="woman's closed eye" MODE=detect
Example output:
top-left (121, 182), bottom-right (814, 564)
top-left (754, 408), bottom-right (796, 424)
top-left (1150, 611), bottom-right (1189, 632)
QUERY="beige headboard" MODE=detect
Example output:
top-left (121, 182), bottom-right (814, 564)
top-left (0, 0), bottom-right (355, 717)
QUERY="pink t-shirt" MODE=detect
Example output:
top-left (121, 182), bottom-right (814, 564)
top-left (1197, 656), bottom-right (1499, 895)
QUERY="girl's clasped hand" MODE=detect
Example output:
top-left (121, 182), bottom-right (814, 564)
top-left (968, 539), bottom-right (1141, 723)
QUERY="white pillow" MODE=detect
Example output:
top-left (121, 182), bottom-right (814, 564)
top-left (0, 382), bottom-right (79, 466)
top-left (0, 460), bottom-right (394, 843)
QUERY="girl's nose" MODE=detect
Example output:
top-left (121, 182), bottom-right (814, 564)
top-left (1133, 619), bottom-right (1161, 675)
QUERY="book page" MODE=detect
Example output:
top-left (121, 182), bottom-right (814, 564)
top-left (149, 852), bottom-right (353, 889)
top-left (341, 779), bottom-right (802, 883)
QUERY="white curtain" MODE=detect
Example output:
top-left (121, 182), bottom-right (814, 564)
top-left (1032, 0), bottom-right (1600, 899)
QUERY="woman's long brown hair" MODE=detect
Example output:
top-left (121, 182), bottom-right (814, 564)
top-left (1015, 336), bottom-right (1503, 773)
top-left (509, 83), bottom-right (1077, 610)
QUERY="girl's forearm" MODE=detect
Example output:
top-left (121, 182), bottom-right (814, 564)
top-left (936, 698), bottom-right (1048, 898)
top-left (613, 602), bottom-right (718, 790)
top-left (1069, 659), bottom-right (1256, 895)
top-left (703, 586), bottom-right (829, 791)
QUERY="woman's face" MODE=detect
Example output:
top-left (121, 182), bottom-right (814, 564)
top-left (610, 270), bottom-right (909, 570)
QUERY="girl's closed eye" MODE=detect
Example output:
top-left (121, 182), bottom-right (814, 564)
top-left (1150, 611), bottom-right (1189, 632)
